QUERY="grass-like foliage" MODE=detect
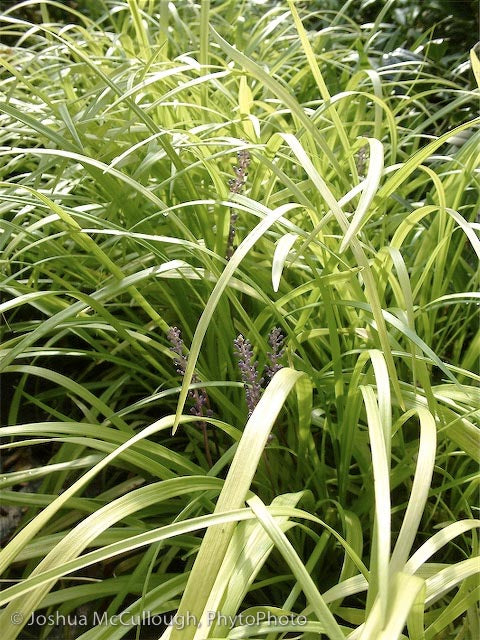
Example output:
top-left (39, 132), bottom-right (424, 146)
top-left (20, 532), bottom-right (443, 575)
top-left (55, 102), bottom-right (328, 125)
top-left (0, 1), bottom-right (479, 639)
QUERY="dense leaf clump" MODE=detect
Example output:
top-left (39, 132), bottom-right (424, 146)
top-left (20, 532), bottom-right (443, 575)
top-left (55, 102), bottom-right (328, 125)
top-left (0, 2), bottom-right (478, 639)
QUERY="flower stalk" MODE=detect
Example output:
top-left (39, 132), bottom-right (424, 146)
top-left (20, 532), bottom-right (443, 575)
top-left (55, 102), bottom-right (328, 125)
top-left (226, 147), bottom-right (250, 260)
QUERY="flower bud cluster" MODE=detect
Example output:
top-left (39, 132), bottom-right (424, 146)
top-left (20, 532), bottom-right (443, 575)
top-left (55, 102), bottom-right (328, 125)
top-left (228, 148), bottom-right (250, 194)
top-left (233, 327), bottom-right (285, 416)
top-left (265, 327), bottom-right (286, 380)
top-left (167, 327), bottom-right (212, 419)
top-left (233, 334), bottom-right (264, 416)
top-left (226, 147), bottom-right (251, 259)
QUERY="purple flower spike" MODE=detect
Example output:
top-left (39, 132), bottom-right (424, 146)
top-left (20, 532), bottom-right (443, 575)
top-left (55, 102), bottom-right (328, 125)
top-left (265, 327), bottom-right (285, 381)
top-left (168, 327), bottom-right (213, 466)
top-left (233, 328), bottom-right (285, 416)
top-left (226, 145), bottom-right (251, 259)
top-left (167, 327), bottom-right (187, 376)
top-left (233, 334), bottom-right (263, 416)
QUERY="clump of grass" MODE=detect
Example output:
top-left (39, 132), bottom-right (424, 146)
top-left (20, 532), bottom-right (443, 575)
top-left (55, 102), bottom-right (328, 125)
top-left (0, 1), bottom-right (478, 640)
